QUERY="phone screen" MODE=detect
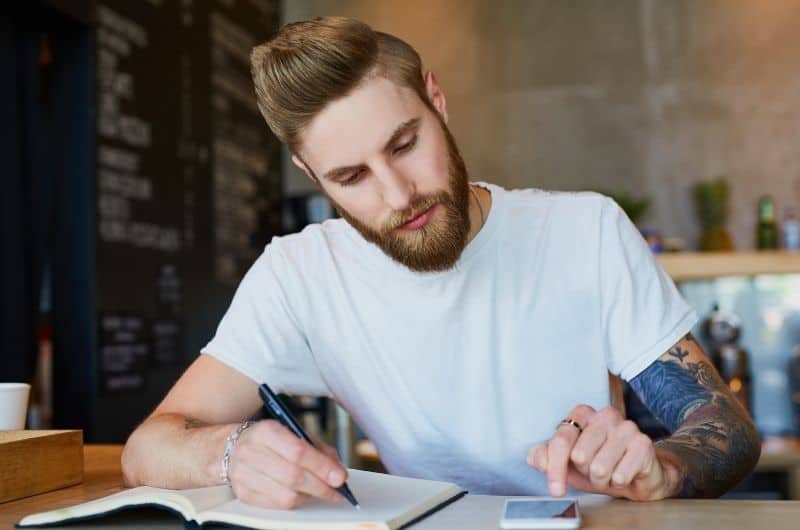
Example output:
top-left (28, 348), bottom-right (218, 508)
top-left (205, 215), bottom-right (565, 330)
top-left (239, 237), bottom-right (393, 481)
top-left (504, 499), bottom-right (578, 519)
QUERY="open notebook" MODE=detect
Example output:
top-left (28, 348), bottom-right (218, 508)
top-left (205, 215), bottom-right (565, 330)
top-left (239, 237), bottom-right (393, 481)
top-left (17, 469), bottom-right (466, 529)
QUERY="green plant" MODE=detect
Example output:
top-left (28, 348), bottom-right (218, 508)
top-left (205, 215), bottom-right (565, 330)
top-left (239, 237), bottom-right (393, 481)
top-left (694, 178), bottom-right (729, 228)
top-left (693, 178), bottom-right (735, 251)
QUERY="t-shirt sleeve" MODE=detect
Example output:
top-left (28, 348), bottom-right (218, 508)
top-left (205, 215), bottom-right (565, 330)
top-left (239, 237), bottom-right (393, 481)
top-left (202, 243), bottom-right (330, 397)
top-left (598, 197), bottom-right (698, 381)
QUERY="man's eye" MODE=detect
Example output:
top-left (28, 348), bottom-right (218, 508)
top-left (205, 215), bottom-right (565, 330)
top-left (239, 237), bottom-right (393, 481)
top-left (393, 135), bottom-right (417, 155)
top-left (340, 169), bottom-right (363, 186)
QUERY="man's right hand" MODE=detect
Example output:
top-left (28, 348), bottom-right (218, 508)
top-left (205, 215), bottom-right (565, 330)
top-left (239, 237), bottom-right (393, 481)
top-left (223, 419), bottom-right (348, 509)
top-left (121, 355), bottom-right (349, 510)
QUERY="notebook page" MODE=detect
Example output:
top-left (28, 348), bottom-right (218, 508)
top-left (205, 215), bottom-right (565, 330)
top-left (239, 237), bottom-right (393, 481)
top-left (165, 484), bottom-right (235, 513)
top-left (198, 469), bottom-right (463, 529)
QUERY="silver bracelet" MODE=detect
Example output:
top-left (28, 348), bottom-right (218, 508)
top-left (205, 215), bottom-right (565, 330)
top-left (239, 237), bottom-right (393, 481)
top-left (220, 420), bottom-right (253, 484)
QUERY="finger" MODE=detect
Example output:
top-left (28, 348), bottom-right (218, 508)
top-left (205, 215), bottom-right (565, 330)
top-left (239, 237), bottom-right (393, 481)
top-left (232, 465), bottom-right (311, 510)
top-left (546, 427), bottom-right (581, 496)
top-left (247, 443), bottom-right (342, 501)
top-left (565, 464), bottom-right (627, 498)
top-left (547, 404), bottom-right (596, 495)
top-left (571, 406), bottom-right (624, 476)
top-left (563, 404), bottom-right (597, 431)
top-left (256, 421), bottom-right (348, 488)
top-left (318, 442), bottom-right (341, 462)
top-left (588, 420), bottom-right (639, 489)
top-left (569, 422), bottom-right (607, 476)
top-left (526, 444), bottom-right (547, 472)
top-left (611, 433), bottom-right (654, 488)
top-left (231, 434), bottom-right (337, 501)
top-left (565, 464), bottom-right (601, 494)
top-left (317, 443), bottom-right (346, 499)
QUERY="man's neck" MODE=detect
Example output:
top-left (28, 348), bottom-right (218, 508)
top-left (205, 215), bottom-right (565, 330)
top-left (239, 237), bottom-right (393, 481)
top-left (466, 183), bottom-right (492, 244)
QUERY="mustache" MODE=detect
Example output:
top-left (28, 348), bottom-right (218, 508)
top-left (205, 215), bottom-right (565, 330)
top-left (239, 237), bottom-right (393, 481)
top-left (382, 191), bottom-right (450, 232)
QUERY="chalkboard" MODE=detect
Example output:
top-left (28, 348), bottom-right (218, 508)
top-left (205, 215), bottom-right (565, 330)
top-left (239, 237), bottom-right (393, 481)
top-left (84, 0), bottom-right (280, 441)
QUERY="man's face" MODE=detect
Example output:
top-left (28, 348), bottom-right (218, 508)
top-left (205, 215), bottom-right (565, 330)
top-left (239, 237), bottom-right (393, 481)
top-left (295, 75), bottom-right (471, 272)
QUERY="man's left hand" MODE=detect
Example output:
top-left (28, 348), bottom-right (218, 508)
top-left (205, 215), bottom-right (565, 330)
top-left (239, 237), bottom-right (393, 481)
top-left (526, 404), bottom-right (681, 501)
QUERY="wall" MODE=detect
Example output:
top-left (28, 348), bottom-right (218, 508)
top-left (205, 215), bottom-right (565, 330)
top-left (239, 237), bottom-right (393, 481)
top-left (280, 0), bottom-right (800, 250)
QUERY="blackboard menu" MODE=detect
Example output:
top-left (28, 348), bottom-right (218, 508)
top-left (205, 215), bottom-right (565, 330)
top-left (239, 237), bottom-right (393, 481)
top-left (88, 0), bottom-right (280, 441)
top-left (98, 313), bottom-right (148, 393)
top-left (210, 7), bottom-right (282, 285)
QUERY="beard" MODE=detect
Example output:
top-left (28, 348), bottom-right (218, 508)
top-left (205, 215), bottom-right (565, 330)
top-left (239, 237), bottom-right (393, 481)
top-left (329, 120), bottom-right (472, 273)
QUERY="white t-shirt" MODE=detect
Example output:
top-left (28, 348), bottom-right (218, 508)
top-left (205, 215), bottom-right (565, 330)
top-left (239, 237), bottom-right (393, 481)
top-left (203, 183), bottom-right (697, 495)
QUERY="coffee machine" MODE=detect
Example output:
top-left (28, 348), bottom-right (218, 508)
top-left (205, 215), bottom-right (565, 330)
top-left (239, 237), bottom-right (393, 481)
top-left (702, 304), bottom-right (752, 414)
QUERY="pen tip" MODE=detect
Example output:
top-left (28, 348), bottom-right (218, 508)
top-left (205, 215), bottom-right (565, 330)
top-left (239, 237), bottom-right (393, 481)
top-left (355, 504), bottom-right (362, 511)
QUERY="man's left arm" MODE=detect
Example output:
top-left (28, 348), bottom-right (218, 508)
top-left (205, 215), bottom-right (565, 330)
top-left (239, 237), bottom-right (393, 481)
top-left (629, 333), bottom-right (761, 498)
top-left (528, 334), bottom-right (761, 500)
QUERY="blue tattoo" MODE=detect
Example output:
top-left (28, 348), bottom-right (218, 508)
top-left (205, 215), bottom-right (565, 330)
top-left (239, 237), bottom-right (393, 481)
top-left (628, 335), bottom-right (761, 498)
top-left (630, 359), bottom-right (710, 432)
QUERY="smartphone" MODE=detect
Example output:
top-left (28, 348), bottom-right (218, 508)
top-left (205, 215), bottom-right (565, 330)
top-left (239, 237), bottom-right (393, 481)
top-left (499, 497), bottom-right (581, 529)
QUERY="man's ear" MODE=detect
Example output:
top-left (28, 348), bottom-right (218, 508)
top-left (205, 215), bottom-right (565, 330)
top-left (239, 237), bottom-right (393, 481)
top-left (292, 154), bottom-right (319, 184)
top-left (424, 71), bottom-right (448, 123)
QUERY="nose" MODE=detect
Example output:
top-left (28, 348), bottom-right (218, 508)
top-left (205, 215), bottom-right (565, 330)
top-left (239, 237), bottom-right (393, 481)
top-left (377, 164), bottom-right (416, 212)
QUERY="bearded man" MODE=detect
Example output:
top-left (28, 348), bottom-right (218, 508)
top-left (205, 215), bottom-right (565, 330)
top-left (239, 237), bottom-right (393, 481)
top-left (122, 17), bottom-right (760, 509)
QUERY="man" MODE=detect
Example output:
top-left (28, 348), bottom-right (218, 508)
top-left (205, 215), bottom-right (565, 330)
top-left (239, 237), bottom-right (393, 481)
top-left (122, 17), bottom-right (760, 508)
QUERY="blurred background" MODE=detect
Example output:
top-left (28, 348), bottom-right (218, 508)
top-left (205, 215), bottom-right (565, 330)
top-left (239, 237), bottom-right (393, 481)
top-left (3, 0), bottom-right (800, 499)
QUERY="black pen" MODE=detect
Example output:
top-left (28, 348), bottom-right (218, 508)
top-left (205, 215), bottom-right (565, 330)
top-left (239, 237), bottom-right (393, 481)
top-left (258, 383), bottom-right (361, 510)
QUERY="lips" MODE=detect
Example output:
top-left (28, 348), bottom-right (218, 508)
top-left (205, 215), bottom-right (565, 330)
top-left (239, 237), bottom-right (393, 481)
top-left (401, 204), bottom-right (437, 230)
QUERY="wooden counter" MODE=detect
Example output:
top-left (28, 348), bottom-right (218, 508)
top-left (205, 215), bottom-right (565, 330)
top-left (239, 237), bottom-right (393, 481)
top-left (756, 437), bottom-right (800, 500)
top-left (2, 445), bottom-right (799, 529)
top-left (1, 445), bottom-right (126, 528)
top-left (657, 250), bottom-right (800, 281)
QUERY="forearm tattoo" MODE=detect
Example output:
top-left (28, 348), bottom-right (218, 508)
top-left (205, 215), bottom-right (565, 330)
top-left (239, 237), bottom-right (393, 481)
top-left (629, 334), bottom-right (761, 498)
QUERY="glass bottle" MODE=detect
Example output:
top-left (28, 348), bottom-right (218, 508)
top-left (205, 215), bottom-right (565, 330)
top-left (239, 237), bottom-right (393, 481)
top-left (782, 204), bottom-right (800, 251)
top-left (757, 195), bottom-right (779, 250)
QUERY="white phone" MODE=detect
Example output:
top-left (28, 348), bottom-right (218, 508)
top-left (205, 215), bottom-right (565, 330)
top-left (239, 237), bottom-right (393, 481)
top-left (500, 497), bottom-right (581, 529)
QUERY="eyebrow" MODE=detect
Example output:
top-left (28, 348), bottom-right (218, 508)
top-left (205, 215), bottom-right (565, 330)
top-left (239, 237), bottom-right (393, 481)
top-left (322, 117), bottom-right (421, 181)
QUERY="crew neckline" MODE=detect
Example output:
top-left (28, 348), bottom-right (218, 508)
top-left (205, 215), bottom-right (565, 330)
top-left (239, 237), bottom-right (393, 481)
top-left (342, 181), bottom-right (503, 279)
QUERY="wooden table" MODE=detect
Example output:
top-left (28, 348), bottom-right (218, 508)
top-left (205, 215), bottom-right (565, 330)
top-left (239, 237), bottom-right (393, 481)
top-left (2, 445), bottom-right (800, 529)
top-left (360, 436), bottom-right (800, 499)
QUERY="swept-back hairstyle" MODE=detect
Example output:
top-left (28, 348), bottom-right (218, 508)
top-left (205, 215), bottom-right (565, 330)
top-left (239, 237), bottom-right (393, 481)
top-left (250, 16), bottom-right (432, 153)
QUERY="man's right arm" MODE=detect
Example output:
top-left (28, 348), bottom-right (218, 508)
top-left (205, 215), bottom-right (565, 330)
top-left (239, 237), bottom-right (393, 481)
top-left (121, 354), bottom-right (348, 509)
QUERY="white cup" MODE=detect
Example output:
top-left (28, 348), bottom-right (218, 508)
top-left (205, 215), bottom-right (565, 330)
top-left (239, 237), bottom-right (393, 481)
top-left (0, 383), bottom-right (31, 430)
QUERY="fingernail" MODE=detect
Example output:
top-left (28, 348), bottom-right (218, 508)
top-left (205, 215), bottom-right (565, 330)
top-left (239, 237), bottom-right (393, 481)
top-left (328, 470), bottom-right (344, 487)
top-left (550, 482), bottom-right (565, 496)
top-left (612, 473), bottom-right (624, 485)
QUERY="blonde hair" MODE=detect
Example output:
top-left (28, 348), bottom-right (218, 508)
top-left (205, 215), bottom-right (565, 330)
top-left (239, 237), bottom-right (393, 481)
top-left (250, 17), bottom-right (431, 153)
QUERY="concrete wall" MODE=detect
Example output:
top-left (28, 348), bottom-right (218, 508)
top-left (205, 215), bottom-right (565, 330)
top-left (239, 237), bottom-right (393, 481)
top-left (280, 0), bottom-right (800, 249)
